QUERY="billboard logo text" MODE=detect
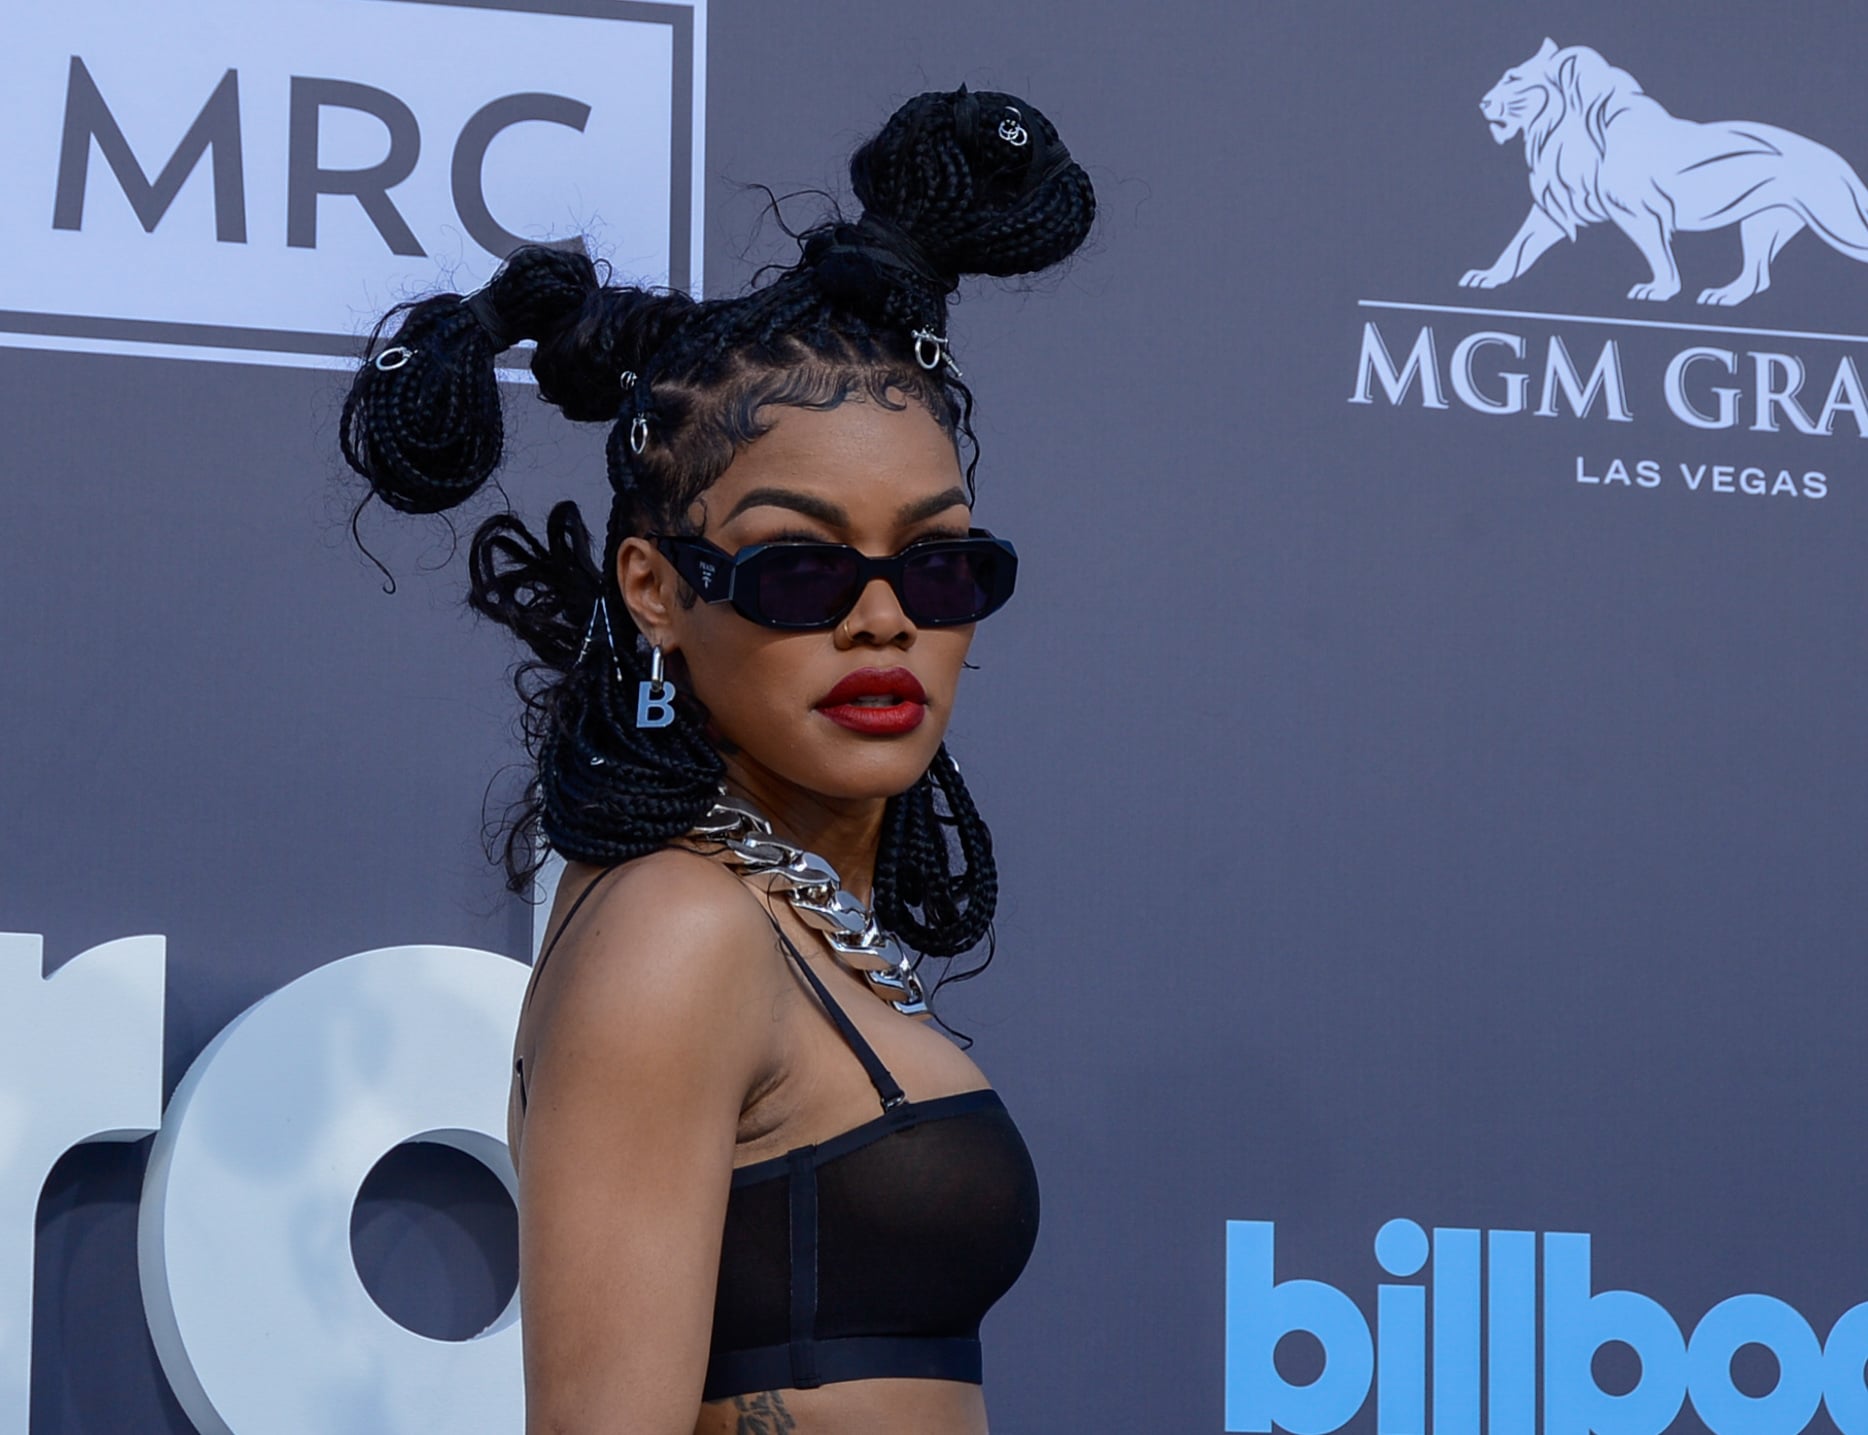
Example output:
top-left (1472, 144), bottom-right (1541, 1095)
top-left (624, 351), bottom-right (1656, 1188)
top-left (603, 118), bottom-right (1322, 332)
top-left (1225, 1219), bottom-right (1868, 1435)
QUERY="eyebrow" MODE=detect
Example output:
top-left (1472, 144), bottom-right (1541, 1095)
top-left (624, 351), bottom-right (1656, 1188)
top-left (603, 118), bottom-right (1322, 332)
top-left (724, 485), bottom-right (971, 527)
top-left (898, 486), bottom-right (971, 525)
top-left (724, 487), bottom-right (847, 525)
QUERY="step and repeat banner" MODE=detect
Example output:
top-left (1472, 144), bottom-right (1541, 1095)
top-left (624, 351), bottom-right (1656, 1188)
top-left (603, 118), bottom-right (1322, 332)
top-left (3, 2), bottom-right (1863, 1432)
top-left (1, 0), bottom-right (701, 366)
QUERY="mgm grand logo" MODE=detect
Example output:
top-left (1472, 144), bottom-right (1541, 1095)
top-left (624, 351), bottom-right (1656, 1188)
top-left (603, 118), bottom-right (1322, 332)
top-left (1348, 40), bottom-right (1868, 494)
top-left (1459, 37), bottom-right (1868, 307)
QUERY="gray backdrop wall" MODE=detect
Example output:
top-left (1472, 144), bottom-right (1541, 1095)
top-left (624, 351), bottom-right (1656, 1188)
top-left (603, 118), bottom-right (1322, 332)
top-left (5, 1), bottom-right (1866, 1432)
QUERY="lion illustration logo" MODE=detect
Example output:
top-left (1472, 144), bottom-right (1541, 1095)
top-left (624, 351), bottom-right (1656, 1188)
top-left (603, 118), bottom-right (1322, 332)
top-left (1461, 38), bottom-right (1868, 305)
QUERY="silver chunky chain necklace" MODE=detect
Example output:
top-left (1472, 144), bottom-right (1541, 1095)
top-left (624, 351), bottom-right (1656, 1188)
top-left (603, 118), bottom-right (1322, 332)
top-left (688, 792), bottom-right (930, 1019)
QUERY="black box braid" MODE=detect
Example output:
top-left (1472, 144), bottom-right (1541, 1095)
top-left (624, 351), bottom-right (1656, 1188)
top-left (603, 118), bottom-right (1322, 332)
top-left (339, 85), bottom-right (1094, 968)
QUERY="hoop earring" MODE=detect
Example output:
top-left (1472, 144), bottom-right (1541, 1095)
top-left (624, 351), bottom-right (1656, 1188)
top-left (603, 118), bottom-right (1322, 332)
top-left (636, 643), bottom-right (678, 728)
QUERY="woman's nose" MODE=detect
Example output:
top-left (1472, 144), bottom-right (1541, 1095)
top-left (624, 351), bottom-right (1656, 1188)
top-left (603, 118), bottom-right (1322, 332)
top-left (837, 576), bottom-right (915, 647)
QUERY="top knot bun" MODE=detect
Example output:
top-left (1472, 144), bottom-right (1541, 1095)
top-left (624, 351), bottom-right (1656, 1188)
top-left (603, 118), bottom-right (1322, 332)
top-left (343, 85), bottom-right (1095, 527)
top-left (478, 244), bottom-right (600, 349)
top-left (850, 86), bottom-right (1096, 283)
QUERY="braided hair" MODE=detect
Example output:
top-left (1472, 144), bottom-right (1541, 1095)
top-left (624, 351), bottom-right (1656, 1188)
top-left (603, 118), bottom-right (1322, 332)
top-left (340, 86), bottom-right (1094, 961)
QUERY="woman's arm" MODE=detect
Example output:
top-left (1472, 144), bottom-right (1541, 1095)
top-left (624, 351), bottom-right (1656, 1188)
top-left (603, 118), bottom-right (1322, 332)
top-left (514, 852), bottom-right (779, 1434)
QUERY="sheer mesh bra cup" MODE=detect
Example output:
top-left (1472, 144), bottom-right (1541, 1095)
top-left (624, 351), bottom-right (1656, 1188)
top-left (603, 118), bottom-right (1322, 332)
top-left (705, 947), bottom-right (1039, 1399)
top-left (514, 863), bottom-right (1041, 1403)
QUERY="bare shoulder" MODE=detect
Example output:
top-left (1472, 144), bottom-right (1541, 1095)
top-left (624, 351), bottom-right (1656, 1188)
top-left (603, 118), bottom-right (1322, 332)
top-left (518, 849), bottom-right (785, 1107)
top-left (542, 847), bottom-right (774, 985)
top-left (511, 849), bottom-right (786, 1425)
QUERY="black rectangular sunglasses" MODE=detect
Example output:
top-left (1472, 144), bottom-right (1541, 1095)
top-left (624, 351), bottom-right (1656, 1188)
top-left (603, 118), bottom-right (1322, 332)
top-left (653, 529), bottom-right (1018, 631)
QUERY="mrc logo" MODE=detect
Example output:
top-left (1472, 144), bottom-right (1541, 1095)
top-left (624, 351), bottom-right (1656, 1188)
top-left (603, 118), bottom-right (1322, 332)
top-left (2, 0), bottom-right (705, 367)
top-left (1225, 1220), bottom-right (1868, 1435)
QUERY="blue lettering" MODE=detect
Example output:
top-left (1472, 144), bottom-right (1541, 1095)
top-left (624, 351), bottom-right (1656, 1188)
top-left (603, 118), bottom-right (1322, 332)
top-left (1488, 1230), bottom-right (1537, 1435)
top-left (1223, 1221), bottom-right (1868, 1435)
top-left (1686, 1295), bottom-right (1824, 1435)
top-left (1824, 1303), bottom-right (1868, 1435)
top-left (1544, 1232), bottom-right (1687, 1435)
top-left (1377, 1282), bottom-right (1425, 1435)
top-left (1224, 1220), bottom-right (1374, 1434)
top-left (1432, 1228), bottom-right (1480, 1435)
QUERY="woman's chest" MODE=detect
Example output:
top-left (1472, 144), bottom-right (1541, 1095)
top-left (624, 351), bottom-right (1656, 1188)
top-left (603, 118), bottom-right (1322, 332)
top-left (731, 956), bottom-right (989, 1164)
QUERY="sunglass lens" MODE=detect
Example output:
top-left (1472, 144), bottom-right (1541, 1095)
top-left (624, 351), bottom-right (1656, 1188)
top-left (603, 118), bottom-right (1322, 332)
top-left (756, 546), bottom-right (861, 626)
top-left (902, 546), bottom-right (999, 623)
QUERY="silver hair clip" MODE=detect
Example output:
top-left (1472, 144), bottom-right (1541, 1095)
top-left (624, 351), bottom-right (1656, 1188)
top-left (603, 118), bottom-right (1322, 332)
top-left (373, 346), bottom-right (416, 371)
top-left (912, 329), bottom-right (963, 379)
top-left (622, 369), bottom-right (651, 453)
top-left (997, 106), bottom-right (1029, 147)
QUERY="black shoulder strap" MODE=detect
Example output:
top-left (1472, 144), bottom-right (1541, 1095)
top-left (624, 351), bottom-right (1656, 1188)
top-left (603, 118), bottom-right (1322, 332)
top-left (535, 862), bottom-right (628, 984)
top-left (763, 913), bottom-right (907, 1112)
top-left (514, 862), bottom-right (627, 1107)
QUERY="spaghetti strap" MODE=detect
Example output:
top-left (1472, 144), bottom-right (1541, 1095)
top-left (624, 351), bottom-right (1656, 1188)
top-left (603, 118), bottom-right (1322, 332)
top-left (534, 862), bottom-right (628, 984)
top-left (763, 913), bottom-right (907, 1113)
top-left (514, 862), bottom-right (627, 1110)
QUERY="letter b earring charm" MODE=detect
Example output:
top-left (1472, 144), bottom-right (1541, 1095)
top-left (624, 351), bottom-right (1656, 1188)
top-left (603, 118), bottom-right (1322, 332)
top-left (636, 644), bottom-right (677, 728)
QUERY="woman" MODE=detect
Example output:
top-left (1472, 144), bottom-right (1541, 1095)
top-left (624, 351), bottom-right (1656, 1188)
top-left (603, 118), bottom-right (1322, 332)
top-left (341, 87), bottom-right (1093, 1433)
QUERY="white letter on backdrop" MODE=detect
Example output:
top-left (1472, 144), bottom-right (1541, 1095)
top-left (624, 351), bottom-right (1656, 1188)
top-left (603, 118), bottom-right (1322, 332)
top-left (0, 933), bottom-right (165, 1435)
top-left (139, 945), bottom-right (528, 1435)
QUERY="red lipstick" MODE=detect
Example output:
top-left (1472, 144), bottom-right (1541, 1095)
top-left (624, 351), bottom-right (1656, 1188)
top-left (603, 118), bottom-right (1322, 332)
top-left (816, 667), bottom-right (928, 735)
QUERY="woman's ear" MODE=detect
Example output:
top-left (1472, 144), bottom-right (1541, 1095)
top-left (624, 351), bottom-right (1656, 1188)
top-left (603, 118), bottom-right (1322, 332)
top-left (617, 536), bottom-right (677, 644)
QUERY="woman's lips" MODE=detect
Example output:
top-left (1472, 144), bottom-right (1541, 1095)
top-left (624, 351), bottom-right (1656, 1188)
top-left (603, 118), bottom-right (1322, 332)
top-left (816, 667), bottom-right (928, 735)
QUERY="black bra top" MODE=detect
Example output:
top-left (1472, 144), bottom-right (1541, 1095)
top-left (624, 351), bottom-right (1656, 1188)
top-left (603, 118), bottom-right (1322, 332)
top-left (515, 863), bottom-right (1041, 1402)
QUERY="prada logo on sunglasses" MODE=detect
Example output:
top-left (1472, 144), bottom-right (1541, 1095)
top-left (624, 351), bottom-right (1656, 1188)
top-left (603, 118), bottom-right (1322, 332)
top-left (699, 561), bottom-right (718, 583)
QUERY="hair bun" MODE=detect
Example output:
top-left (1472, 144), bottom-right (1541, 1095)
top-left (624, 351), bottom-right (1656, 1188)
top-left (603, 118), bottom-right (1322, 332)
top-left (482, 243), bottom-right (601, 347)
top-left (850, 86), bottom-right (1095, 283)
top-left (530, 282), bottom-right (698, 425)
top-left (339, 245), bottom-right (600, 515)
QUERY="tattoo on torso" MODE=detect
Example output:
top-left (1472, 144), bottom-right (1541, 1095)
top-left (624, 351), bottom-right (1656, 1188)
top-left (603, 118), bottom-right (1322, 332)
top-left (733, 1391), bottom-right (798, 1434)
